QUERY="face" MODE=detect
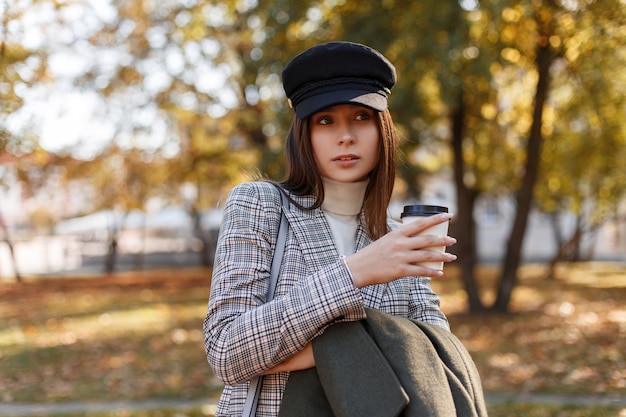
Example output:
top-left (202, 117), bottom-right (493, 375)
top-left (309, 104), bottom-right (381, 183)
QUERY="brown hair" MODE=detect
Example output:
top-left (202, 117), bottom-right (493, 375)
top-left (280, 109), bottom-right (398, 240)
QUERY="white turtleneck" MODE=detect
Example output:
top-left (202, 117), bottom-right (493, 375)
top-left (321, 177), bottom-right (368, 256)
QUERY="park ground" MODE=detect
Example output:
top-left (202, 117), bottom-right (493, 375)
top-left (1, 262), bottom-right (625, 416)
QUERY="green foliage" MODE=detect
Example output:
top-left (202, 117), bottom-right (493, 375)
top-left (536, 3), bottom-right (626, 223)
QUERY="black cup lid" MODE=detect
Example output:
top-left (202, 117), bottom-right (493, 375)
top-left (401, 204), bottom-right (448, 218)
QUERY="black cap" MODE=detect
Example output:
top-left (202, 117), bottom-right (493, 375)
top-left (282, 42), bottom-right (396, 119)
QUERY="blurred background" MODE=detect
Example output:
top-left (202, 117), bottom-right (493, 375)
top-left (1, 1), bottom-right (626, 415)
top-left (2, 0), bottom-right (625, 312)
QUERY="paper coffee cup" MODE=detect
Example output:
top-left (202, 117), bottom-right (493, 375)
top-left (401, 205), bottom-right (449, 270)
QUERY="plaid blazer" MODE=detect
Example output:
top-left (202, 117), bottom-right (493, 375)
top-left (203, 181), bottom-right (449, 417)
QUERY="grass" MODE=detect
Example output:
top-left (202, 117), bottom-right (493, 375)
top-left (0, 268), bottom-right (224, 404)
top-left (1, 262), bottom-right (625, 416)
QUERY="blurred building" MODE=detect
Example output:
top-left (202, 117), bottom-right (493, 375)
top-left (1, 176), bottom-right (625, 278)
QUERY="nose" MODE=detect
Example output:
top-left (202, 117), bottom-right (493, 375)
top-left (338, 126), bottom-right (356, 145)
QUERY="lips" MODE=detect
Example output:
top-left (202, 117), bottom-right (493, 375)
top-left (333, 154), bottom-right (359, 161)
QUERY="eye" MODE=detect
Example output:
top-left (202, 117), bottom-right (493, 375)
top-left (355, 111), bottom-right (373, 121)
top-left (315, 115), bottom-right (333, 125)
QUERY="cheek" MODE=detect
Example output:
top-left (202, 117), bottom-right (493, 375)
top-left (310, 127), bottom-right (333, 154)
top-left (362, 126), bottom-right (381, 155)
top-left (370, 147), bottom-right (381, 169)
top-left (310, 136), bottom-right (323, 161)
top-left (309, 136), bottom-right (328, 172)
top-left (366, 135), bottom-right (382, 171)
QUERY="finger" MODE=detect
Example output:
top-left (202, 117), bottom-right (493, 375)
top-left (404, 234), bottom-right (457, 250)
top-left (405, 247), bottom-right (455, 264)
top-left (400, 212), bottom-right (453, 235)
top-left (405, 253), bottom-right (457, 277)
top-left (406, 264), bottom-right (445, 278)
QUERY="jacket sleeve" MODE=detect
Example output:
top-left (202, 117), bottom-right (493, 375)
top-left (203, 182), bottom-right (366, 385)
top-left (408, 277), bottom-right (450, 331)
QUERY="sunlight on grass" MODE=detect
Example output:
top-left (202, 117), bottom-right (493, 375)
top-left (557, 262), bottom-right (626, 289)
top-left (0, 303), bottom-right (207, 350)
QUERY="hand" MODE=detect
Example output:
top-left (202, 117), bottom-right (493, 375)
top-left (261, 343), bottom-right (315, 375)
top-left (346, 212), bottom-right (457, 288)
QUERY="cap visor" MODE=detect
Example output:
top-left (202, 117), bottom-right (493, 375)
top-left (295, 90), bottom-right (388, 119)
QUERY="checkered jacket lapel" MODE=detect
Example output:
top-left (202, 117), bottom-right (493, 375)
top-left (283, 190), bottom-right (372, 274)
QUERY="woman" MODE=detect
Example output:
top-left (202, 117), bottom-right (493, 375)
top-left (203, 41), bottom-right (458, 416)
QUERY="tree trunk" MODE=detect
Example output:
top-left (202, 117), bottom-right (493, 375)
top-left (104, 232), bottom-right (118, 274)
top-left (0, 213), bottom-right (22, 282)
top-left (190, 206), bottom-right (211, 267)
top-left (104, 213), bottom-right (125, 274)
top-left (493, 36), bottom-right (553, 312)
top-left (549, 212), bottom-right (565, 251)
top-left (450, 90), bottom-right (485, 313)
top-left (547, 211), bottom-right (568, 277)
top-left (548, 223), bottom-right (582, 275)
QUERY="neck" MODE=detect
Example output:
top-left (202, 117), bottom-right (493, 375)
top-left (321, 177), bottom-right (368, 216)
